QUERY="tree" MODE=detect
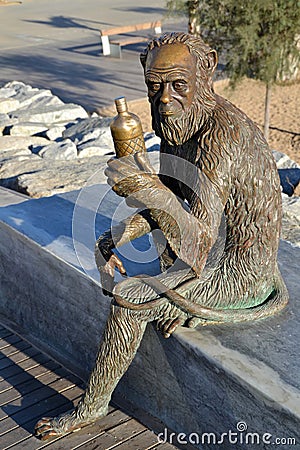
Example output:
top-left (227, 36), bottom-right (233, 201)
top-left (166, 1), bottom-right (201, 36)
top-left (166, 0), bottom-right (300, 141)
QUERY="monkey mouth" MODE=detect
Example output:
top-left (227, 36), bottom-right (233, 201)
top-left (160, 110), bottom-right (175, 117)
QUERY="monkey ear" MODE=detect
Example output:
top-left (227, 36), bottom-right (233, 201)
top-left (206, 49), bottom-right (218, 74)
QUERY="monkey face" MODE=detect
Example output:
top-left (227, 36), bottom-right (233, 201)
top-left (144, 43), bottom-right (197, 120)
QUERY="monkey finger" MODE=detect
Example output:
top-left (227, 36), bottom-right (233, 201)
top-left (104, 167), bottom-right (121, 183)
top-left (160, 318), bottom-right (174, 338)
top-left (35, 424), bottom-right (54, 435)
top-left (107, 155), bottom-right (137, 173)
top-left (187, 317), bottom-right (206, 328)
top-left (163, 317), bottom-right (185, 338)
top-left (110, 254), bottom-right (127, 275)
top-left (134, 152), bottom-right (156, 174)
top-left (35, 418), bottom-right (52, 432)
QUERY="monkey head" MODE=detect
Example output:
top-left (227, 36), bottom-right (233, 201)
top-left (140, 33), bottom-right (218, 146)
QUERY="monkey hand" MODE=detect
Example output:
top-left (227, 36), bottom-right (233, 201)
top-left (99, 253), bottom-right (127, 297)
top-left (105, 153), bottom-right (160, 205)
top-left (95, 233), bottom-right (126, 297)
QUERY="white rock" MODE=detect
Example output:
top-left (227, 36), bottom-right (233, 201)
top-left (0, 135), bottom-right (50, 152)
top-left (4, 81), bottom-right (28, 90)
top-left (0, 114), bottom-right (18, 134)
top-left (0, 98), bottom-right (20, 114)
top-left (9, 122), bottom-right (49, 137)
top-left (13, 93), bottom-right (64, 111)
top-left (77, 140), bottom-right (114, 158)
top-left (38, 139), bottom-right (77, 160)
top-left (281, 193), bottom-right (300, 247)
top-left (63, 117), bottom-right (112, 145)
top-left (144, 132), bottom-right (161, 151)
top-left (3, 82), bottom-right (60, 109)
top-left (0, 154), bottom-right (44, 191)
top-left (0, 113), bottom-right (9, 134)
top-left (282, 194), bottom-right (300, 223)
top-left (0, 86), bottom-right (17, 99)
top-left (0, 148), bottom-right (33, 164)
top-left (45, 125), bottom-right (66, 141)
top-left (10, 104), bottom-right (88, 124)
top-left (79, 128), bottom-right (107, 145)
top-left (15, 156), bottom-right (110, 197)
top-left (272, 150), bottom-right (300, 169)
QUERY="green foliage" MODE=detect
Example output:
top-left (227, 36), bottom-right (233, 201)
top-left (166, 0), bottom-right (193, 16)
top-left (166, 0), bottom-right (300, 86)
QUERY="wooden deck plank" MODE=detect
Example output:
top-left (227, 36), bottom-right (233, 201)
top-left (1, 391), bottom-right (83, 450)
top-left (0, 376), bottom-right (82, 422)
top-left (0, 340), bottom-right (32, 360)
top-left (73, 416), bottom-right (146, 450)
top-left (0, 346), bottom-right (42, 370)
top-left (0, 365), bottom-right (77, 407)
top-left (154, 444), bottom-right (179, 449)
top-left (113, 429), bottom-right (159, 449)
top-left (0, 353), bottom-right (51, 382)
top-left (0, 360), bottom-right (61, 394)
top-left (0, 335), bottom-right (22, 350)
top-left (0, 323), bottom-right (179, 450)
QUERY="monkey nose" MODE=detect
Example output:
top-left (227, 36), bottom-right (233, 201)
top-left (160, 85), bottom-right (172, 104)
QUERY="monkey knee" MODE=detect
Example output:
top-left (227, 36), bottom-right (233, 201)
top-left (113, 277), bottom-right (159, 304)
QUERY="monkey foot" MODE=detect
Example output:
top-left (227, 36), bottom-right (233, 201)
top-left (34, 407), bottom-right (107, 441)
top-left (156, 316), bottom-right (186, 338)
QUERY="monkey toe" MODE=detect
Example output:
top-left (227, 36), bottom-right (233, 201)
top-left (34, 410), bottom-right (86, 441)
top-left (156, 317), bottom-right (185, 338)
top-left (35, 418), bottom-right (62, 441)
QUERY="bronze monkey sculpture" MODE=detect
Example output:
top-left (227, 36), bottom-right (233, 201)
top-left (35, 32), bottom-right (288, 440)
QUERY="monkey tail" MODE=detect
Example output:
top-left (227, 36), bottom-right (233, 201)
top-left (113, 267), bottom-right (288, 322)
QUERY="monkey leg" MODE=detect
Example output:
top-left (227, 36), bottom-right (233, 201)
top-left (34, 300), bottom-right (173, 441)
top-left (113, 265), bottom-right (289, 328)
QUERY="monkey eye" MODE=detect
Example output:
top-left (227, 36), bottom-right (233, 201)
top-left (173, 80), bottom-right (188, 92)
top-left (147, 81), bottom-right (161, 93)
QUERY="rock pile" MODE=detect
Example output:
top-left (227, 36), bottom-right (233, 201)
top-left (0, 81), bottom-right (299, 246)
top-left (0, 81), bottom-right (159, 198)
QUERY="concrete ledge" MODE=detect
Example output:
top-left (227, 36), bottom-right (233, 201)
top-left (0, 186), bottom-right (299, 449)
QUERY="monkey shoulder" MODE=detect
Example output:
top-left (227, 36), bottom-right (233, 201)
top-left (212, 94), bottom-right (277, 175)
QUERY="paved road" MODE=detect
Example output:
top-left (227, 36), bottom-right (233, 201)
top-left (0, 0), bottom-right (186, 111)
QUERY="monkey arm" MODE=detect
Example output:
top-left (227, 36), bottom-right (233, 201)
top-left (95, 211), bottom-right (158, 296)
top-left (132, 184), bottom-right (215, 277)
top-left (105, 154), bottom-right (227, 277)
top-left (95, 210), bottom-right (157, 265)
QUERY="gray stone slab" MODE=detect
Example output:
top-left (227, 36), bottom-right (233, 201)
top-left (3, 80), bottom-right (62, 109)
top-left (0, 97), bottom-right (20, 114)
top-left (10, 103), bottom-right (88, 124)
top-left (44, 125), bottom-right (65, 141)
top-left (0, 135), bottom-right (50, 151)
top-left (62, 117), bottom-right (112, 143)
top-left (37, 139), bottom-right (77, 160)
top-left (9, 122), bottom-right (49, 136)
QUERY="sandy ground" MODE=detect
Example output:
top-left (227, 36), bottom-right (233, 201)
top-left (99, 78), bottom-right (300, 164)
